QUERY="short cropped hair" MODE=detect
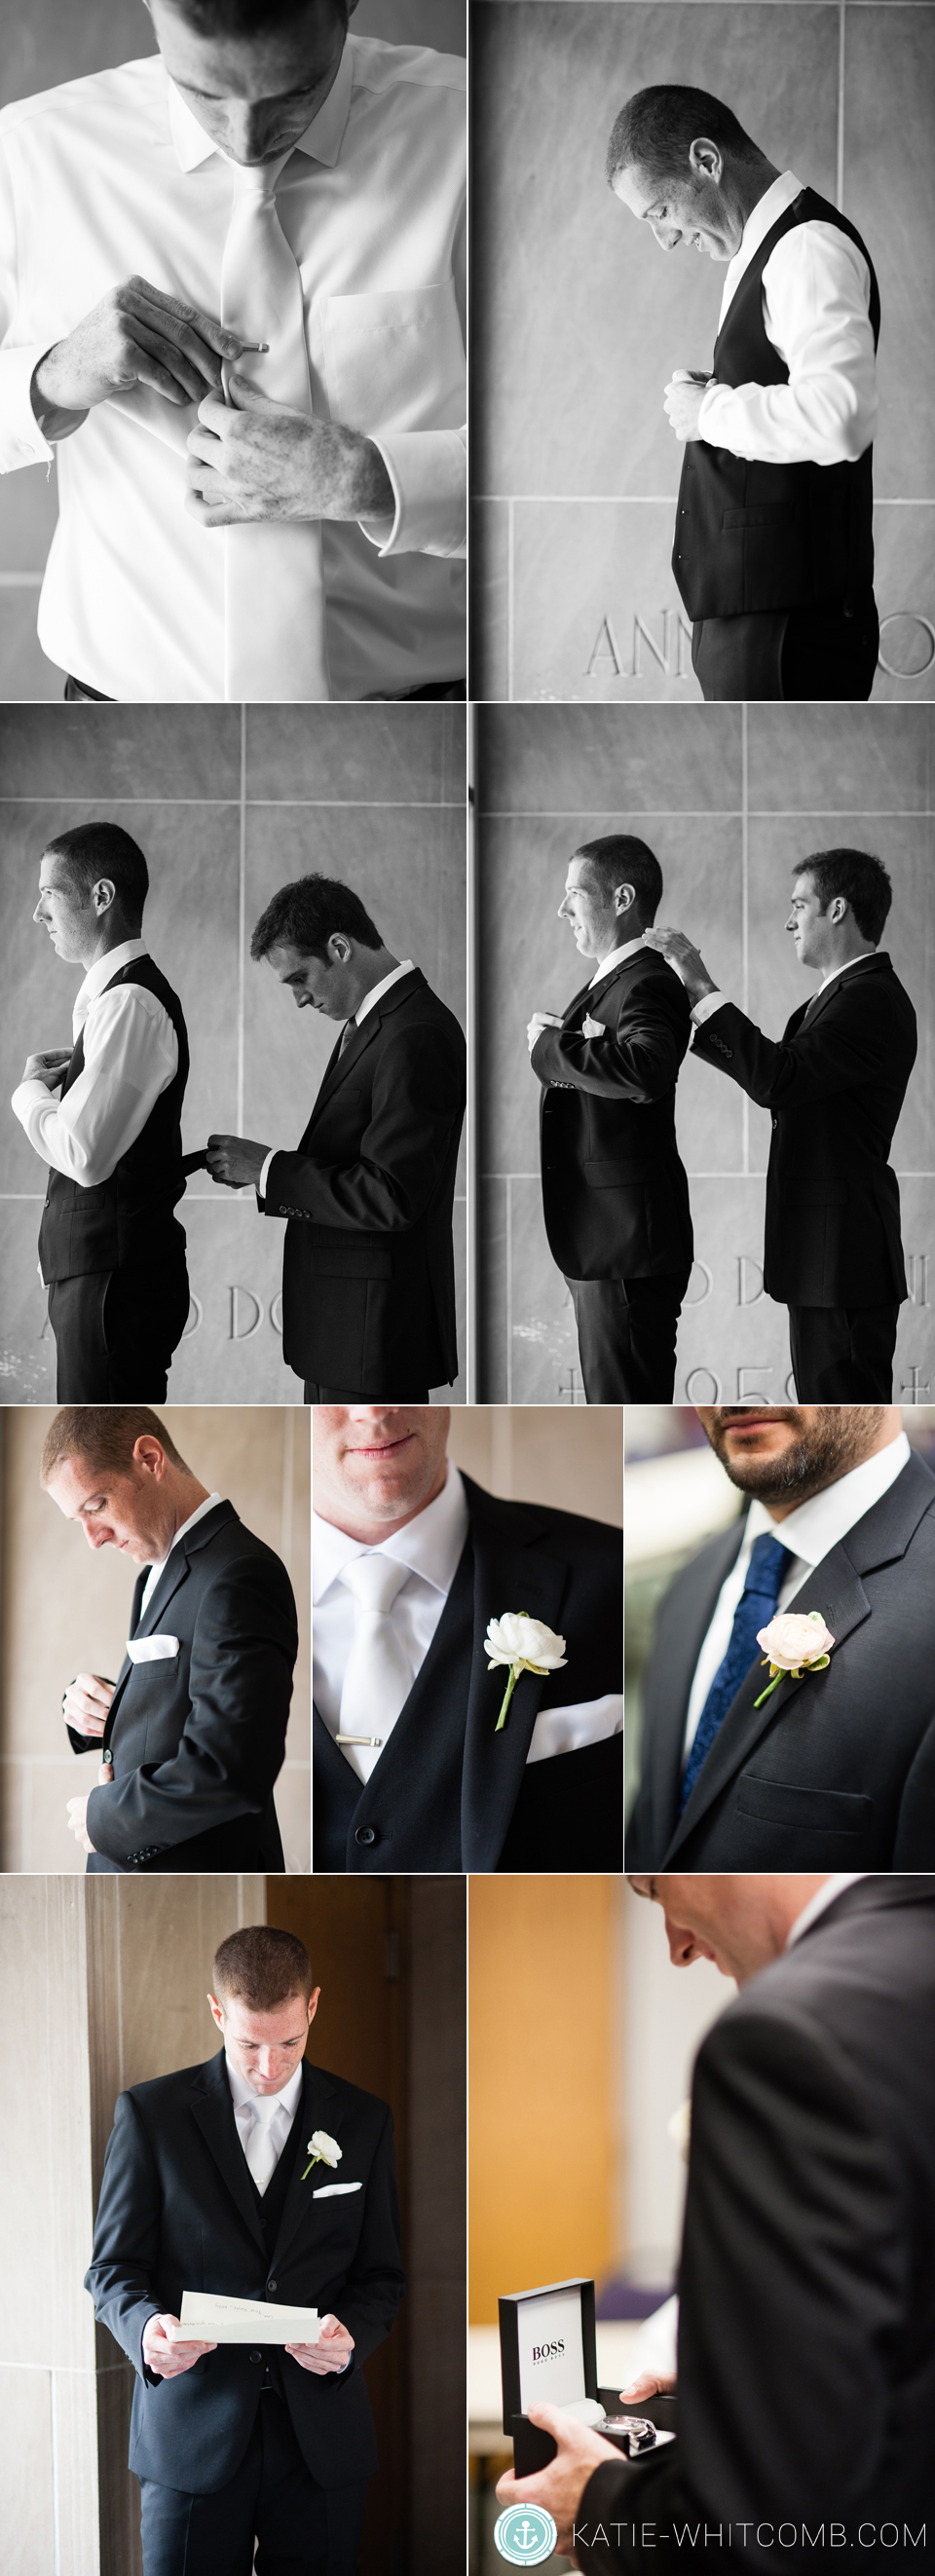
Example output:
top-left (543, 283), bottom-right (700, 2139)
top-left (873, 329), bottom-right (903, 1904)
top-left (250, 874), bottom-right (383, 964)
top-left (575, 835), bottom-right (664, 928)
top-left (40, 1406), bottom-right (189, 1488)
top-left (607, 87), bottom-right (762, 190)
top-left (795, 849), bottom-right (893, 946)
top-left (167, 0), bottom-right (351, 34)
top-left (213, 1925), bottom-right (314, 2011)
top-left (43, 822), bottom-right (149, 926)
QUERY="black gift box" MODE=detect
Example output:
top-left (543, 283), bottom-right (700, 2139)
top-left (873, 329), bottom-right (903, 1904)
top-left (499, 2277), bottom-right (677, 2477)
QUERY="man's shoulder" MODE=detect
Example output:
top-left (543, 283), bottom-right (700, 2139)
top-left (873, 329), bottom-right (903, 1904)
top-left (381, 979), bottom-right (467, 1046)
top-left (349, 33), bottom-right (466, 103)
top-left (310, 2062), bottom-right (392, 2130)
top-left (121, 2054), bottom-right (217, 2118)
top-left (711, 1883), bottom-right (935, 2068)
top-left (464, 1475), bottom-right (622, 1566)
top-left (0, 54), bottom-right (164, 144)
top-left (187, 1510), bottom-right (293, 1601)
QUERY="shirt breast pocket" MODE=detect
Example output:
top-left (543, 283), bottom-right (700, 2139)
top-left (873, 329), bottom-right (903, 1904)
top-left (321, 282), bottom-right (464, 435)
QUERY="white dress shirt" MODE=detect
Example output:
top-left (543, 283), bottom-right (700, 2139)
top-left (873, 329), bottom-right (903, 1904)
top-left (256, 959), bottom-right (415, 1204)
top-left (785, 1874), bottom-right (867, 1945)
top-left (11, 939), bottom-right (178, 1185)
top-left (682, 1433), bottom-right (911, 1762)
top-left (691, 947), bottom-right (887, 1030)
top-left (225, 2054), bottom-right (303, 2189)
top-left (0, 38), bottom-right (466, 701)
top-left (696, 170), bottom-right (877, 468)
top-left (139, 1491), bottom-right (223, 1617)
top-left (313, 1460), bottom-right (624, 1770)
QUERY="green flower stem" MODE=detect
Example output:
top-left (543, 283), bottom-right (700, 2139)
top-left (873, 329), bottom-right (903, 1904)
top-left (302, 2156), bottom-right (321, 2182)
top-left (495, 1665), bottom-right (520, 1732)
top-left (753, 1653), bottom-right (831, 1711)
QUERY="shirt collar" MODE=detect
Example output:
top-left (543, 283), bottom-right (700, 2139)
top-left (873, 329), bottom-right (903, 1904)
top-left (720, 169), bottom-right (804, 316)
top-left (740, 1432), bottom-right (911, 1571)
top-left (589, 936), bottom-right (646, 987)
top-left (818, 949), bottom-right (885, 993)
top-left (313, 1459), bottom-right (469, 1604)
top-left (225, 2054), bottom-right (305, 2120)
top-left (76, 938), bottom-right (148, 1013)
top-left (786, 1876), bottom-right (868, 1947)
top-left (355, 960), bottom-right (415, 1028)
top-left (143, 1492), bottom-right (222, 1590)
top-left (168, 35), bottom-right (354, 175)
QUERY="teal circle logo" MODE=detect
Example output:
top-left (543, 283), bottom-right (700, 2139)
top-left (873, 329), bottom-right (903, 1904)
top-left (494, 2505), bottom-right (558, 2564)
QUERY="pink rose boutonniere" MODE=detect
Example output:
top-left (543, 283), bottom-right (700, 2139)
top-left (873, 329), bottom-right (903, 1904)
top-left (754, 1610), bottom-right (835, 1709)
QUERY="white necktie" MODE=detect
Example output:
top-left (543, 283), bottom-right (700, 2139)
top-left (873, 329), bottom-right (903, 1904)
top-left (243, 2097), bottom-right (287, 2195)
top-left (219, 153), bottom-right (330, 704)
top-left (336, 1555), bottom-right (413, 1785)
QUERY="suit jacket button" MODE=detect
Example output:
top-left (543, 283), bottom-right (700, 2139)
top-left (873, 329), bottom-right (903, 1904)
top-left (268, 2281), bottom-right (277, 2295)
top-left (249, 2350), bottom-right (262, 2363)
top-left (355, 1825), bottom-right (377, 1846)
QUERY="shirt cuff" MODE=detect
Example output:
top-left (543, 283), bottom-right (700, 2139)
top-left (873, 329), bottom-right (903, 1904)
top-left (692, 990), bottom-right (728, 1027)
top-left (360, 429), bottom-right (467, 561)
top-left (257, 1148), bottom-right (278, 1202)
top-left (0, 346), bottom-right (56, 470)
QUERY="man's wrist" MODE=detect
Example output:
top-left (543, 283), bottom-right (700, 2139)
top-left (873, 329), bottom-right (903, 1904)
top-left (31, 350), bottom-right (89, 442)
top-left (692, 988), bottom-right (728, 1027)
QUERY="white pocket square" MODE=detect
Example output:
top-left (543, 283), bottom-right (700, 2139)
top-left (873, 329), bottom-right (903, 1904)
top-left (312, 2182), bottom-right (362, 2198)
top-left (127, 1634), bottom-right (180, 1663)
top-left (581, 1013), bottom-right (606, 1038)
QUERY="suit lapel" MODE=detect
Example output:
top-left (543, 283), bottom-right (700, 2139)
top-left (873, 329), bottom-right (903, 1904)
top-left (106, 1503), bottom-right (237, 1734)
top-left (305, 970), bottom-right (425, 1132)
top-left (662, 1543), bottom-right (874, 1859)
top-left (271, 2063), bottom-right (341, 2268)
top-left (460, 1489), bottom-right (572, 1872)
top-left (646, 1520), bottom-right (746, 1851)
top-left (189, 2052), bottom-right (267, 2252)
top-left (790, 953), bottom-right (887, 1038)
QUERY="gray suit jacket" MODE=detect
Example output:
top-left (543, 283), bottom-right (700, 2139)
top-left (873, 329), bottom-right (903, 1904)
top-left (626, 1452), bottom-right (935, 1869)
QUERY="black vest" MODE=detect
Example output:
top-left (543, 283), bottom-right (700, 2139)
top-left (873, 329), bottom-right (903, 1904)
top-left (673, 188), bottom-right (880, 620)
top-left (38, 953), bottom-right (190, 1284)
top-left (242, 2089), bottom-right (307, 2397)
top-left (315, 1541), bottom-right (476, 1873)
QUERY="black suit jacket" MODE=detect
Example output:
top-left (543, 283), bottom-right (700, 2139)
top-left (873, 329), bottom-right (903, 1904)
top-left (314, 1475), bottom-right (622, 1873)
top-left (626, 1451), bottom-right (935, 1870)
top-left (260, 966), bottom-right (466, 1393)
top-left (85, 2048), bottom-right (404, 2497)
top-left (530, 948), bottom-right (693, 1281)
top-left (579, 1878), bottom-right (935, 2570)
top-left (69, 1501), bottom-right (298, 1874)
top-left (692, 953), bottom-right (916, 1304)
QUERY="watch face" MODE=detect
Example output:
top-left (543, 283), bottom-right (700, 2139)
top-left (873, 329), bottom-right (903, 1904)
top-left (603, 2415), bottom-right (656, 2451)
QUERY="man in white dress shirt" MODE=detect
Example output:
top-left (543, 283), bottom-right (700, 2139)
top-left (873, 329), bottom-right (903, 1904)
top-left (313, 1405), bottom-right (624, 1870)
top-left (527, 840), bottom-right (693, 1400)
top-left (11, 822), bottom-right (191, 1401)
top-left (0, 0), bottom-right (466, 703)
top-left (647, 849), bottom-right (917, 1399)
top-left (626, 1401), bottom-right (935, 1869)
top-left (608, 86), bottom-right (880, 700)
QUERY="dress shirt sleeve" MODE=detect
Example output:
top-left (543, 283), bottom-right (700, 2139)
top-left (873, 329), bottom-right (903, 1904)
top-left (360, 198), bottom-right (467, 563)
top-left (257, 1148), bottom-right (278, 1203)
top-left (696, 222), bottom-right (877, 467)
top-left (0, 136), bottom-right (56, 471)
top-left (10, 985), bottom-right (178, 1186)
top-left (691, 990), bottom-right (729, 1027)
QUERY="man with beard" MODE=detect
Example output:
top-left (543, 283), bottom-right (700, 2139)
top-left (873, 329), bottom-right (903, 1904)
top-left (495, 1876), bottom-right (935, 2568)
top-left (625, 1403), bottom-right (935, 1869)
top-left (647, 848), bottom-right (916, 1400)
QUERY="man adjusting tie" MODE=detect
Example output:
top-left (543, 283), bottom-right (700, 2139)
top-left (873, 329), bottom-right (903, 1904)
top-left (528, 838), bottom-right (692, 1402)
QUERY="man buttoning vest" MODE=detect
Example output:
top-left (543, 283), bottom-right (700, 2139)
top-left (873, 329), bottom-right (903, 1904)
top-left (608, 85), bottom-right (880, 703)
top-left (11, 821), bottom-right (191, 1400)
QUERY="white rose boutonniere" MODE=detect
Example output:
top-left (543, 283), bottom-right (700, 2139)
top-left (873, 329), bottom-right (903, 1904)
top-left (753, 1610), bottom-right (835, 1708)
top-left (485, 1613), bottom-right (568, 1732)
top-left (302, 2129), bottom-right (342, 2184)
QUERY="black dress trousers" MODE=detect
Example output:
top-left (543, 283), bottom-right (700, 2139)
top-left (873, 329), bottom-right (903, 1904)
top-left (138, 2393), bottom-right (366, 2576)
top-left (692, 593), bottom-right (879, 702)
top-left (789, 1299), bottom-right (900, 1400)
top-left (48, 1256), bottom-right (190, 1401)
top-left (566, 1269), bottom-right (691, 1402)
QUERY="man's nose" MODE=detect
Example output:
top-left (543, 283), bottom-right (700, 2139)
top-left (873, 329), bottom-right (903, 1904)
top-left (223, 103), bottom-right (278, 165)
top-left (33, 900), bottom-right (47, 924)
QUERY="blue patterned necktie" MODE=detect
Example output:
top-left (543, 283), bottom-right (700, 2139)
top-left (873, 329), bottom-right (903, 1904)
top-left (680, 1531), bottom-right (791, 1811)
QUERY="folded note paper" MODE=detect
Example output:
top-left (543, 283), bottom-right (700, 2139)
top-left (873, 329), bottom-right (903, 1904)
top-left (127, 1635), bottom-right (180, 1663)
top-left (177, 2292), bottom-right (320, 2345)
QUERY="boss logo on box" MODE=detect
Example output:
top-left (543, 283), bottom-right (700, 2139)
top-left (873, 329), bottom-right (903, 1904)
top-left (531, 2340), bottom-right (564, 2364)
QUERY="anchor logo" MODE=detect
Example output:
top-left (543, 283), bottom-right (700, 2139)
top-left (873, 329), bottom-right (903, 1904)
top-left (494, 2503), bottom-right (558, 2564)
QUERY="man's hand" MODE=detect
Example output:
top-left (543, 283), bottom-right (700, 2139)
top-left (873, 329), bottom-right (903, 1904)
top-left (664, 368), bottom-right (716, 443)
top-left (644, 925), bottom-right (718, 1007)
top-left (527, 1009), bottom-right (563, 1057)
top-left (495, 2403), bottom-right (621, 2563)
top-left (206, 1135), bottom-right (271, 1190)
top-left (62, 1673), bottom-right (115, 1740)
top-left (618, 2371), bottom-right (677, 2405)
top-left (286, 2313), bottom-right (355, 2375)
top-left (65, 1794), bottom-right (96, 1854)
top-left (21, 1050), bottom-right (71, 1089)
top-left (185, 380), bottom-right (394, 527)
top-left (31, 280), bottom-right (248, 437)
top-left (145, 2315), bottom-right (218, 2379)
